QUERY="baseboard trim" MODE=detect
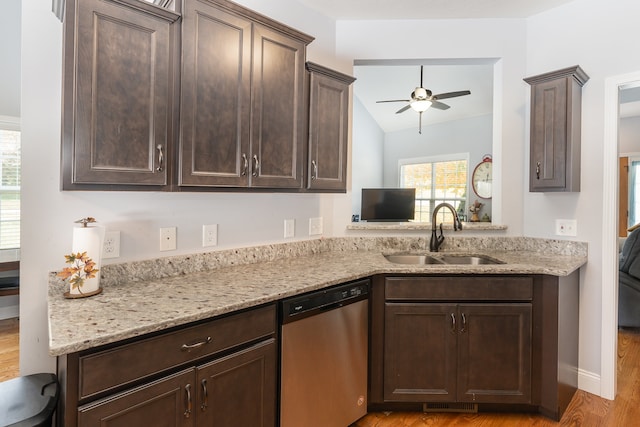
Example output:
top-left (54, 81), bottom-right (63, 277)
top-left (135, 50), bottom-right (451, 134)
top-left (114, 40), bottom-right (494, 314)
top-left (578, 368), bottom-right (603, 398)
top-left (0, 304), bottom-right (19, 320)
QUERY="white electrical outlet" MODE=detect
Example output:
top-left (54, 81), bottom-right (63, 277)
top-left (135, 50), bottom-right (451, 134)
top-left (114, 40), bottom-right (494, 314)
top-left (309, 217), bottom-right (323, 236)
top-left (556, 219), bottom-right (577, 237)
top-left (202, 224), bottom-right (218, 247)
top-left (160, 227), bottom-right (177, 251)
top-left (284, 219), bottom-right (295, 238)
top-left (103, 230), bottom-right (120, 259)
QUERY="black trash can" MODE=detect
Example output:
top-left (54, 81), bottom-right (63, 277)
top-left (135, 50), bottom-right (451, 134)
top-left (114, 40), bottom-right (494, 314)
top-left (0, 373), bottom-right (59, 427)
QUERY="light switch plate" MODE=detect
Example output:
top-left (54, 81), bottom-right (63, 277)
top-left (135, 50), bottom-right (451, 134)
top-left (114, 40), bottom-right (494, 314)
top-left (160, 227), bottom-right (177, 251)
top-left (309, 217), bottom-right (323, 236)
top-left (284, 219), bottom-right (295, 238)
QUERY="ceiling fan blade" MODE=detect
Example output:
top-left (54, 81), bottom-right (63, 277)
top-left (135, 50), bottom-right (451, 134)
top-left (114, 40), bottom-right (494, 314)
top-left (430, 101), bottom-right (450, 110)
top-left (432, 90), bottom-right (471, 100)
top-left (376, 99), bottom-right (410, 103)
top-left (395, 105), bottom-right (412, 114)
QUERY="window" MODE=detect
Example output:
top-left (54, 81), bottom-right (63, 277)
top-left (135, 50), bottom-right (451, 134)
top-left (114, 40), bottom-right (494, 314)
top-left (399, 155), bottom-right (468, 223)
top-left (0, 117), bottom-right (20, 250)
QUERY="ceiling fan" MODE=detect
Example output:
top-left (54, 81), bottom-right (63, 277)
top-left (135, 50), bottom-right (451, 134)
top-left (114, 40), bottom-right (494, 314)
top-left (376, 65), bottom-right (471, 134)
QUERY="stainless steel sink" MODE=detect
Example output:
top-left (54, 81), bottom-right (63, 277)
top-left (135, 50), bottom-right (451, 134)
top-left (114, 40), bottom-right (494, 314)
top-left (384, 254), bottom-right (445, 265)
top-left (384, 253), bottom-right (503, 265)
top-left (439, 255), bottom-right (503, 265)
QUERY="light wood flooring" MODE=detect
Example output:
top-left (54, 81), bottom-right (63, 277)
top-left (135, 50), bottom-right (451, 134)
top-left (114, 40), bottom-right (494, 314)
top-left (0, 317), bottom-right (19, 382)
top-left (354, 328), bottom-right (640, 427)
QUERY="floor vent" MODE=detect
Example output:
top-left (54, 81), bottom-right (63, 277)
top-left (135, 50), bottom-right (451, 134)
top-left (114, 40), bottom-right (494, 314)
top-left (423, 402), bottom-right (478, 413)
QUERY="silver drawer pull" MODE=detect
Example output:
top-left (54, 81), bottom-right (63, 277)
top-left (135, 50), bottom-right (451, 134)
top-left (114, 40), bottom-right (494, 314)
top-left (200, 379), bottom-right (208, 411)
top-left (181, 336), bottom-right (212, 352)
top-left (156, 144), bottom-right (164, 172)
top-left (184, 383), bottom-right (192, 418)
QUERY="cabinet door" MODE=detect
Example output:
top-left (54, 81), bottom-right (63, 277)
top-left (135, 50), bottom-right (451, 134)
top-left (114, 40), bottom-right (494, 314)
top-left (63, 0), bottom-right (176, 187)
top-left (250, 24), bottom-right (306, 189)
top-left (457, 303), bottom-right (532, 404)
top-left (529, 78), bottom-right (568, 191)
top-left (195, 339), bottom-right (276, 427)
top-left (306, 67), bottom-right (353, 192)
top-left (77, 369), bottom-right (194, 427)
top-left (383, 303), bottom-right (457, 402)
top-left (179, 1), bottom-right (252, 187)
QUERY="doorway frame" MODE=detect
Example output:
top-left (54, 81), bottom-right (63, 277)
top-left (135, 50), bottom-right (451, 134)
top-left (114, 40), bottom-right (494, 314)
top-left (602, 70), bottom-right (640, 400)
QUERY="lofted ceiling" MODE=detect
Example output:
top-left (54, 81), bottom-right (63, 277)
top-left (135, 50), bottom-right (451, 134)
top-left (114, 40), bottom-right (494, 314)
top-left (354, 60), bottom-right (495, 133)
top-left (294, 0), bottom-right (579, 133)
top-left (295, 0), bottom-right (577, 20)
top-left (295, 0), bottom-right (640, 132)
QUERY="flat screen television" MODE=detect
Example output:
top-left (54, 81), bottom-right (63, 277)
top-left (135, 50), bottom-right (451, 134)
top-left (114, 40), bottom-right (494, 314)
top-left (361, 188), bottom-right (416, 222)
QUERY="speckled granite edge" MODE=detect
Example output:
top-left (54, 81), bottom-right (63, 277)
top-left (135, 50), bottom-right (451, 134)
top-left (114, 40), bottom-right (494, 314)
top-left (48, 236), bottom-right (587, 292)
top-left (48, 237), bottom-right (587, 356)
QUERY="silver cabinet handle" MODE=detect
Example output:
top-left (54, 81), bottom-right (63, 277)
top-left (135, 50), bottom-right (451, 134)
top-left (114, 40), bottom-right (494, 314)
top-left (450, 313), bottom-right (456, 334)
top-left (156, 144), bottom-right (164, 172)
top-left (252, 155), bottom-right (259, 177)
top-left (311, 160), bottom-right (318, 180)
top-left (184, 384), bottom-right (192, 418)
top-left (241, 154), bottom-right (248, 176)
top-left (181, 336), bottom-right (211, 352)
top-left (460, 312), bottom-right (466, 333)
top-left (536, 161), bottom-right (541, 180)
top-left (200, 379), bottom-right (208, 411)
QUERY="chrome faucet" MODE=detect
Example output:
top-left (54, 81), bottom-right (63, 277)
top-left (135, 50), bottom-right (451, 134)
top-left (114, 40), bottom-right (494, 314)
top-left (430, 202), bottom-right (463, 252)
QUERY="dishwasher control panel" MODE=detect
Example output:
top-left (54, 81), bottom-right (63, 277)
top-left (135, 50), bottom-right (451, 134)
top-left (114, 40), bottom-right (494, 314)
top-left (280, 279), bottom-right (370, 322)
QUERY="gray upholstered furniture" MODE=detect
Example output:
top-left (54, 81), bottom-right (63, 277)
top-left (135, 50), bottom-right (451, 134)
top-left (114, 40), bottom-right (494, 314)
top-left (619, 228), bottom-right (640, 327)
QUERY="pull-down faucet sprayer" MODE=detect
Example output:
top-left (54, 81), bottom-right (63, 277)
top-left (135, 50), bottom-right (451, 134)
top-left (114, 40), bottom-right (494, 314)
top-left (430, 203), bottom-right (463, 252)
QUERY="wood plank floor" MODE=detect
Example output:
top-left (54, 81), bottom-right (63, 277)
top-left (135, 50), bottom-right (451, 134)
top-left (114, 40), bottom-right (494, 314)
top-left (353, 327), bottom-right (640, 427)
top-left (0, 317), bottom-right (19, 382)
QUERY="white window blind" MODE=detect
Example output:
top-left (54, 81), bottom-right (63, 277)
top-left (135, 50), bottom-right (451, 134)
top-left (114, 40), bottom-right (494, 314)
top-left (0, 120), bottom-right (20, 250)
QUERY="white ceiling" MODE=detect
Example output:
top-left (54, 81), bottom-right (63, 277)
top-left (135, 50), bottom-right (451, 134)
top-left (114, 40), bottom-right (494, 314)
top-left (354, 60), bottom-right (495, 132)
top-left (295, 0), bottom-right (578, 133)
top-left (298, 0), bottom-right (640, 132)
top-left (296, 0), bottom-right (576, 20)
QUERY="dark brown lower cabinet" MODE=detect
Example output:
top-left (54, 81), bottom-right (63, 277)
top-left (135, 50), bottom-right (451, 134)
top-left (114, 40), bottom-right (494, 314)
top-left (77, 340), bottom-right (276, 427)
top-left (59, 304), bottom-right (277, 427)
top-left (383, 303), bottom-right (531, 404)
top-left (370, 274), bottom-right (579, 421)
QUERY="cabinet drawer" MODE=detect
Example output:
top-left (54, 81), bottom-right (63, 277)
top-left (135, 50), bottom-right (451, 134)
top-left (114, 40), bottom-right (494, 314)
top-left (78, 304), bottom-right (275, 400)
top-left (385, 276), bottom-right (533, 301)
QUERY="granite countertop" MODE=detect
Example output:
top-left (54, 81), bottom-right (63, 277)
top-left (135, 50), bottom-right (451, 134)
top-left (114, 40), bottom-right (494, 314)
top-left (47, 237), bottom-right (587, 356)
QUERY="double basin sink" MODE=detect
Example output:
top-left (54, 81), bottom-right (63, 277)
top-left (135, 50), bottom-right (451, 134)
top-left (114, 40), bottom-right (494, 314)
top-left (384, 253), bottom-right (503, 266)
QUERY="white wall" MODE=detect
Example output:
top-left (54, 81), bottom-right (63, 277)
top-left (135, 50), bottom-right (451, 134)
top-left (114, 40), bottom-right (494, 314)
top-left (0, 0), bottom-right (20, 117)
top-left (352, 97), bottom-right (384, 215)
top-left (525, 0), bottom-right (640, 393)
top-left (381, 114), bottom-right (493, 218)
top-left (20, 0), bottom-right (345, 375)
top-left (336, 19), bottom-right (527, 233)
top-left (619, 116), bottom-right (640, 154)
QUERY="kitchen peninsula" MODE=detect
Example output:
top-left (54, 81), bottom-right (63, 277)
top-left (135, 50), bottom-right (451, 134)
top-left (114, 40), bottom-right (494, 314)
top-left (48, 236), bottom-right (586, 425)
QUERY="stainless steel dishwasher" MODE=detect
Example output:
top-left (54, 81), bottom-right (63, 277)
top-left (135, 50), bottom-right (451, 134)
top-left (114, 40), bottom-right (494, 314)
top-left (280, 279), bottom-right (369, 427)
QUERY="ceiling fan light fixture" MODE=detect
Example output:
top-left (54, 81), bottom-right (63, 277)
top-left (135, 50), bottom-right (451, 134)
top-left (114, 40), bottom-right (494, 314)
top-left (410, 99), bottom-right (432, 112)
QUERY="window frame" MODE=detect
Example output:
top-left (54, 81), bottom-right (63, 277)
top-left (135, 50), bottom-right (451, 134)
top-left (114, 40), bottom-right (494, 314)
top-left (0, 115), bottom-right (21, 258)
top-left (398, 153), bottom-right (469, 223)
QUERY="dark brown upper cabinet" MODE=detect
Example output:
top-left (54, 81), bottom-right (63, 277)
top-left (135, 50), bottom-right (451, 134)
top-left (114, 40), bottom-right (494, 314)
top-left (524, 66), bottom-right (589, 193)
top-left (178, 0), bottom-right (313, 190)
top-left (305, 63), bottom-right (356, 192)
top-left (61, 0), bottom-right (180, 190)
